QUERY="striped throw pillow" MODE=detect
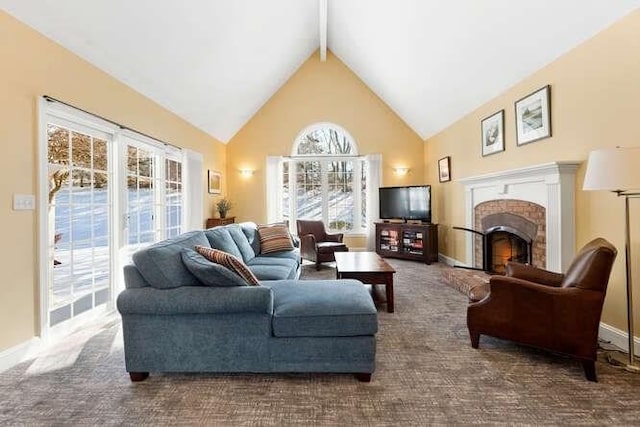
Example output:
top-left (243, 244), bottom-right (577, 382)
top-left (194, 246), bottom-right (260, 286)
top-left (257, 223), bottom-right (294, 254)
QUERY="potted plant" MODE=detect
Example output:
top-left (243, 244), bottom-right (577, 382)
top-left (216, 197), bottom-right (232, 219)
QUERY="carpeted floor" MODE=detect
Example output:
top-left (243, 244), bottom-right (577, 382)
top-left (2, 259), bottom-right (640, 425)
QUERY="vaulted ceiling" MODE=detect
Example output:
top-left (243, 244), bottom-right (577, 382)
top-left (2, 1), bottom-right (639, 143)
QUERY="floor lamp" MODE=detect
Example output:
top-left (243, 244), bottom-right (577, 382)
top-left (583, 147), bottom-right (640, 373)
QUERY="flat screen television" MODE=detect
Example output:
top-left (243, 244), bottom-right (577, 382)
top-left (379, 185), bottom-right (431, 223)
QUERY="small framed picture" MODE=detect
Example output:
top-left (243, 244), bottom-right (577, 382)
top-left (481, 110), bottom-right (505, 156)
top-left (438, 156), bottom-right (451, 183)
top-left (208, 170), bottom-right (221, 194)
top-left (515, 85), bottom-right (551, 146)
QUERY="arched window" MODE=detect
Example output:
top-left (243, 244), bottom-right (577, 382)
top-left (281, 123), bottom-right (367, 233)
top-left (293, 123), bottom-right (357, 156)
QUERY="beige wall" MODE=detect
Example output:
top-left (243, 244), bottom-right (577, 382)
top-left (0, 11), bottom-right (225, 352)
top-left (227, 51), bottom-right (425, 247)
top-left (425, 9), bottom-right (640, 334)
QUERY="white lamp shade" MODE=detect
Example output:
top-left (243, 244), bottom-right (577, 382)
top-left (583, 147), bottom-right (640, 191)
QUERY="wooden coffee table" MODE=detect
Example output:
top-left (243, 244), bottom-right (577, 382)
top-left (334, 251), bottom-right (396, 313)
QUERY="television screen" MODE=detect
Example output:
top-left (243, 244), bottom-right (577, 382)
top-left (379, 185), bottom-right (431, 223)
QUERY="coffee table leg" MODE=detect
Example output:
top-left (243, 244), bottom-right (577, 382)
top-left (385, 273), bottom-right (394, 313)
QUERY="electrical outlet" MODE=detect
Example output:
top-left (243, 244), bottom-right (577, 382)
top-left (13, 194), bottom-right (36, 210)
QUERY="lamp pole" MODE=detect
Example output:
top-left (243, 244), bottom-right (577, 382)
top-left (617, 192), bottom-right (640, 372)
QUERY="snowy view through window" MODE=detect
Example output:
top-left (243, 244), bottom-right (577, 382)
top-left (283, 125), bottom-right (367, 232)
top-left (47, 123), bottom-right (182, 326)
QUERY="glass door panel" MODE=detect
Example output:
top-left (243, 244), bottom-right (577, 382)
top-left (47, 124), bottom-right (111, 327)
top-left (295, 160), bottom-right (322, 220)
top-left (125, 145), bottom-right (156, 261)
top-left (165, 158), bottom-right (182, 239)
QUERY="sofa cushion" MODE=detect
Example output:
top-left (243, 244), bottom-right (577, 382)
top-left (248, 264), bottom-right (297, 281)
top-left (239, 221), bottom-right (261, 255)
top-left (247, 256), bottom-right (297, 269)
top-left (258, 223), bottom-right (294, 254)
top-left (226, 225), bottom-right (256, 263)
top-left (181, 248), bottom-right (248, 287)
top-left (204, 227), bottom-right (243, 260)
top-left (262, 279), bottom-right (378, 337)
top-left (258, 248), bottom-right (301, 264)
top-left (132, 230), bottom-right (209, 289)
top-left (247, 257), bottom-right (299, 280)
top-left (196, 246), bottom-right (260, 286)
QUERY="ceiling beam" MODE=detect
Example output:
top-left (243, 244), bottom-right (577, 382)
top-left (319, 0), bottom-right (327, 61)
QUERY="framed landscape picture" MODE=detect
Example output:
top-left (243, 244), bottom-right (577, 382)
top-left (438, 156), bottom-right (451, 182)
top-left (515, 85), bottom-right (551, 146)
top-left (481, 110), bottom-right (505, 156)
top-left (208, 170), bottom-right (221, 194)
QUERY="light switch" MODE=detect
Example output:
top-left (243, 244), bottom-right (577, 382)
top-left (13, 194), bottom-right (36, 210)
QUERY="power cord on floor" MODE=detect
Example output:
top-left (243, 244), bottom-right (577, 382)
top-left (597, 338), bottom-right (640, 369)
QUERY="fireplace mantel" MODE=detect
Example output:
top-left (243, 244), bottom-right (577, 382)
top-left (458, 161), bottom-right (581, 272)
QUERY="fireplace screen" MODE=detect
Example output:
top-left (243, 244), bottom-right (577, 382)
top-left (485, 230), bottom-right (530, 274)
top-left (454, 211), bottom-right (537, 274)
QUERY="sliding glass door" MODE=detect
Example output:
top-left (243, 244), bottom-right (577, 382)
top-left (41, 101), bottom-right (185, 335)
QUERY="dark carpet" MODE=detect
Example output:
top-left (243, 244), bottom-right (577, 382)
top-left (1, 259), bottom-right (640, 425)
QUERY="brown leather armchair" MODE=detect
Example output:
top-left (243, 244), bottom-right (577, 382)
top-left (296, 219), bottom-right (348, 270)
top-left (467, 237), bottom-right (617, 381)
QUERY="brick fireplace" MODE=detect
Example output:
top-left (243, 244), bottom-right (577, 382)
top-left (474, 200), bottom-right (546, 272)
top-left (459, 162), bottom-right (581, 273)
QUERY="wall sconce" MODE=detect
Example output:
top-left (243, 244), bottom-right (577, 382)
top-left (240, 169), bottom-right (254, 177)
top-left (394, 167), bottom-right (410, 176)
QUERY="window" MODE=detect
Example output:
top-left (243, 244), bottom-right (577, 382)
top-left (280, 123), bottom-right (367, 233)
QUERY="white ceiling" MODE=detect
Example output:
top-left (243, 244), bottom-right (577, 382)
top-left (2, 1), bottom-right (639, 143)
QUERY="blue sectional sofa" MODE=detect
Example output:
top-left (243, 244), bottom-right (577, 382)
top-left (117, 222), bottom-right (378, 382)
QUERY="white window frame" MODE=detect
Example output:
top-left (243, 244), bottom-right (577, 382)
top-left (278, 122), bottom-right (368, 236)
top-left (38, 98), bottom-right (188, 341)
top-left (285, 156), bottom-right (366, 234)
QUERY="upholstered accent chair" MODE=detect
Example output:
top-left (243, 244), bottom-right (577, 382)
top-left (296, 219), bottom-right (348, 270)
top-left (467, 237), bottom-right (617, 381)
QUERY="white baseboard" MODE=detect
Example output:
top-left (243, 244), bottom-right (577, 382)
top-left (0, 337), bottom-right (42, 374)
top-left (438, 253), bottom-right (456, 266)
top-left (599, 322), bottom-right (640, 354)
top-left (438, 253), bottom-right (471, 268)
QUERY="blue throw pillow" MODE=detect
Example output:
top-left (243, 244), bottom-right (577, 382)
top-left (181, 248), bottom-right (248, 287)
top-left (226, 225), bottom-right (257, 263)
top-left (204, 227), bottom-right (243, 260)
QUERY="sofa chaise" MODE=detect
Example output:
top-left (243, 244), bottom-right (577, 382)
top-left (117, 222), bottom-right (378, 382)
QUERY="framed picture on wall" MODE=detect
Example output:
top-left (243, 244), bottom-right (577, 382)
top-left (481, 110), bottom-right (505, 156)
top-left (438, 156), bottom-right (451, 182)
top-left (515, 85), bottom-right (551, 146)
top-left (208, 170), bottom-right (221, 194)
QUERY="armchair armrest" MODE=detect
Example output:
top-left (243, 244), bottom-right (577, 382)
top-left (299, 233), bottom-right (318, 259)
top-left (505, 262), bottom-right (564, 287)
top-left (324, 232), bottom-right (344, 243)
top-left (476, 275), bottom-right (602, 323)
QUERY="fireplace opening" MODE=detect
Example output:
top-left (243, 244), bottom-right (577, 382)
top-left (485, 229), bottom-right (531, 274)
top-left (454, 211), bottom-right (538, 274)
